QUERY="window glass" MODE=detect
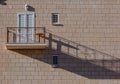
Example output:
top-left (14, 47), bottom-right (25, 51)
top-left (52, 55), bottom-right (58, 65)
top-left (52, 13), bottom-right (59, 24)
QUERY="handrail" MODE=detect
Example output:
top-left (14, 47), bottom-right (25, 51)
top-left (7, 27), bottom-right (46, 44)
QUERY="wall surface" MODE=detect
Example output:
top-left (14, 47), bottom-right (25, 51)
top-left (0, 0), bottom-right (120, 84)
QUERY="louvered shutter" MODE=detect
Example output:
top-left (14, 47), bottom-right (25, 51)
top-left (27, 13), bottom-right (34, 43)
top-left (17, 12), bottom-right (35, 43)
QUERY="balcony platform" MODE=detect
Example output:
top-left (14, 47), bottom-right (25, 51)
top-left (6, 27), bottom-right (47, 49)
top-left (6, 43), bottom-right (48, 49)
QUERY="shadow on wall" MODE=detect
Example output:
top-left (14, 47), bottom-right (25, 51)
top-left (27, 5), bottom-right (35, 12)
top-left (12, 30), bottom-right (120, 79)
top-left (0, 0), bottom-right (7, 5)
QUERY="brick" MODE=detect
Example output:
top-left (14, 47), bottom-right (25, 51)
top-left (0, 0), bottom-right (120, 84)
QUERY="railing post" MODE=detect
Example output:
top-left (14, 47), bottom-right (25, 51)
top-left (34, 27), bottom-right (37, 43)
top-left (49, 33), bottom-right (52, 49)
top-left (44, 27), bottom-right (46, 43)
top-left (7, 27), bottom-right (9, 43)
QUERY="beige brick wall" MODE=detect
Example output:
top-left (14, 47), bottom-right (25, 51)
top-left (0, 0), bottom-right (120, 84)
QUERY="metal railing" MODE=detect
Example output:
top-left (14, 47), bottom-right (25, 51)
top-left (7, 27), bottom-right (46, 44)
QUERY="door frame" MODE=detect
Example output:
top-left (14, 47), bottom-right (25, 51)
top-left (17, 12), bottom-right (35, 43)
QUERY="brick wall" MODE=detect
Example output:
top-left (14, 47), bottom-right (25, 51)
top-left (0, 0), bottom-right (120, 84)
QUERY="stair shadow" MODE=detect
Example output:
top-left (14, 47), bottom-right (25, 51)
top-left (12, 49), bottom-right (120, 79)
top-left (11, 31), bottom-right (120, 79)
top-left (58, 50), bottom-right (120, 79)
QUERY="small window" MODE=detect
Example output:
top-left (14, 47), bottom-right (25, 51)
top-left (52, 55), bottom-right (58, 67)
top-left (52, 13), bottom-right (59, 24)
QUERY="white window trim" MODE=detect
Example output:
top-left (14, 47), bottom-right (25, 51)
top-left (17, 12), bottom-right (35, 43)
top-left (17, 12), bottom-right (35, 27)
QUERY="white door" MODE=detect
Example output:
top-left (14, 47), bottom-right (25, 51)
top-left (17, 12), bottom-right (35, 43)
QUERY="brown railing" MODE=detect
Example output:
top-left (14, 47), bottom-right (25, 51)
top-left (7, 27), bottom-right (46, 44)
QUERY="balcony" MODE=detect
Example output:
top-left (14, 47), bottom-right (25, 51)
top-left (6, 27), bottom-right (48, 49)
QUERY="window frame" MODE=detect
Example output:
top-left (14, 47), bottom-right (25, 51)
top-left (17, 12), bottom-right (35, 43)
top-left (52, 13), bottom-right (59, 24)
top-left (52, 55), bottom-right (59, 67)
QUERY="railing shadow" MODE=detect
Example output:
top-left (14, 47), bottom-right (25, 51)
top-left (11, 29), bottom-right (120, 79)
